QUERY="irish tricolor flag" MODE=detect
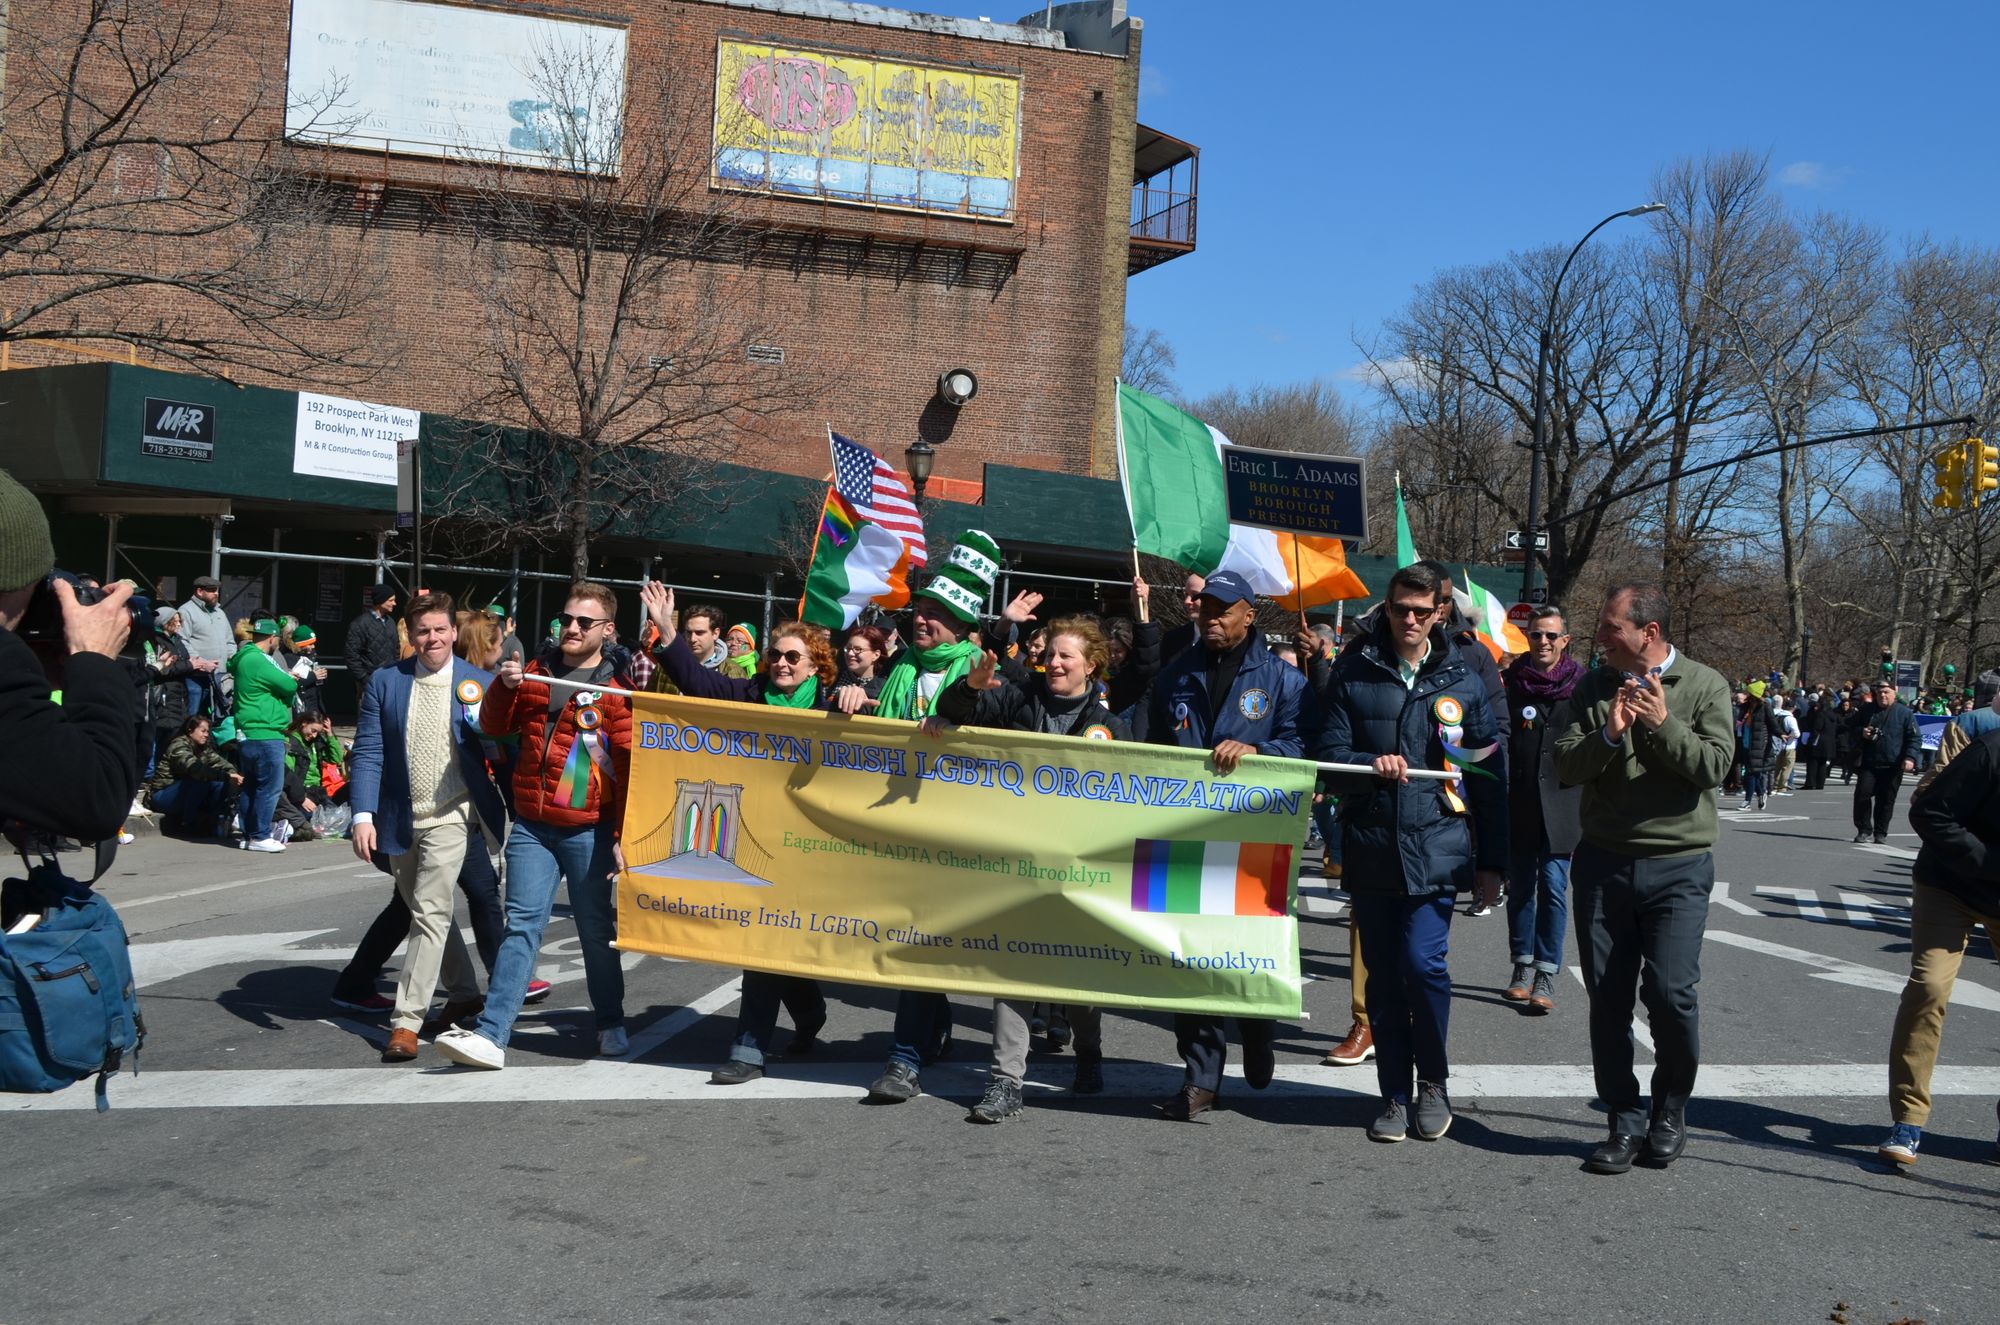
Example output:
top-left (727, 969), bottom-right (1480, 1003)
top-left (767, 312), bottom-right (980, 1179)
top-left (1130, 839), bottom-right (1293, 918)
top-left (1116, 383), bottom-right (1368, 610)
top-left (798, 489), bottom-right (913, 629)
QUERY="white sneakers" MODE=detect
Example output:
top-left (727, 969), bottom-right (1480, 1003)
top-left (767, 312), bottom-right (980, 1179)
top-left (272, 820), bottom-right (294, 845)
top-left (243, 837), bottom-right (286, 853)
top-left (434, 1027), bottom-right (505, 1070)
top-left (598, 1026), bottom-right (630, 1057)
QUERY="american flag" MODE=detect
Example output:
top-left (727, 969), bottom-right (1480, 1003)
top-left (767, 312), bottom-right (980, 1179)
top-left (830, 431), bottom-right (927, 566)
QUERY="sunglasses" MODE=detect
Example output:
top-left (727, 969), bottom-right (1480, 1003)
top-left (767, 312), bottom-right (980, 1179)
top-left (766, 648), bottom-right (807, 665)
top-left (1386, 602), bottom-right (1437, 619)
top-left (1526, 630), bottom-right (1566, 642)
top-left (557, 613), bottom-right (608, 632)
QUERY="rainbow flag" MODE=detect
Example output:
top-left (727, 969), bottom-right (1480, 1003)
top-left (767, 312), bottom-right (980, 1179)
top-left (1130, 839), bottom-right (1292, 918)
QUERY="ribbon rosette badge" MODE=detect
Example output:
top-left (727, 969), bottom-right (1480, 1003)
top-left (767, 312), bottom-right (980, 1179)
top-left (456, 678), bottom-right (484, 706)
top-left (575, 705), bottom-right (603, 732)
top-left (1432, 695), bottom-right (1464, 726)
top-left (1082, 724), bottom-right (1114, 741)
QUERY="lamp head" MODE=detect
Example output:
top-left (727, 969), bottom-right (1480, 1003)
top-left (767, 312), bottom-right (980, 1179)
top-left (937, 368), bottom-right (978, 408)
top-left (1626, 202), bottom-right (1668, 217)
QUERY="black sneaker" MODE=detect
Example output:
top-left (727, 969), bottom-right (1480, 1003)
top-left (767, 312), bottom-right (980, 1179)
top-left (709, 1059), bottom-right (764, 1086)
top-left (865, 1060), bottom-right (921, 1104)
top-left (1072, 1049), bottom-right (1104, 1095)
top-left (1874, 833), bottom-right (1889, 845)
top-left (1413, 1079), bottom-right (1453, 1140)
top-left (968, 1078), bottom-right (1023, 1123)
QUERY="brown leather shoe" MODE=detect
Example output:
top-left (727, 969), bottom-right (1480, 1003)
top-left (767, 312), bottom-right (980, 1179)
top-left (1159, 1085), bottom-right (1218, 1121)
top-left (1322, 1019), bottom-right (1374, 1066)
top-left (1503, 964), bottom-right (1533, 1002)
top-left (1527, 971), bottom-right (1556, 1014)
top-left (421, 998), bottom-right (484, 1035)
top-left (381, 1028), bottom-right (419, 1062)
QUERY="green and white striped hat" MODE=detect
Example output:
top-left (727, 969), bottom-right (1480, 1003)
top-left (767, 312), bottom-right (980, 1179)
top-left (913, 529), bottom-right (1001, 625)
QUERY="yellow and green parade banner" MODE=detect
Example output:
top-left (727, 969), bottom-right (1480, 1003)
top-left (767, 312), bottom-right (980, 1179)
top-left (614, 693), bottom-right (1311, 1018)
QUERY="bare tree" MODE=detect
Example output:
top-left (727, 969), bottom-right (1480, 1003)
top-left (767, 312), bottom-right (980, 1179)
top-left (1122, 321), bottom-right (1179, 398)
top-left (0, 0), bottom-right (380, 378)
top-left (428, 35), bottom-right (825, 579)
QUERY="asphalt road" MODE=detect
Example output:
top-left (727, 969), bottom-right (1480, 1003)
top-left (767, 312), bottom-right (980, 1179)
top-left (4, 778), bottom-right (1996, 1324)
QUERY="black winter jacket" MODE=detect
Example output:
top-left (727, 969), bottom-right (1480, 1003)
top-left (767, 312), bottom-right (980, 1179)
top-left (938, 673), bottom-right (1133, 741)
top-left (146, 634), bottom-right (195, 732)
top-left (1847, 700), bottom-right (1922, 770)
top-left (0, 624), bottom-right (138, 840)
top-left (345, 609), bottom-right (400, 690)
top-left (1909, 728), bottom-right (2000, 912)
top-left (1314, 623), bottom-right (1508, 897)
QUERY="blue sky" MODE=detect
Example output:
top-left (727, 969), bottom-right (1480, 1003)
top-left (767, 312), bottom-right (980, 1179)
top-left (917, 0), bottom-right (2000, 402)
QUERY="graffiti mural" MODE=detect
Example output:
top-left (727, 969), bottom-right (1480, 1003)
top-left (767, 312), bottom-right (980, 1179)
top-left (712, 39), bottom-right (1021, 220)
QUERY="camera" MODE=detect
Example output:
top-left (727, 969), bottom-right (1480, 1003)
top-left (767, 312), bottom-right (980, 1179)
top-left (14, 569), bottom-right (154, 658)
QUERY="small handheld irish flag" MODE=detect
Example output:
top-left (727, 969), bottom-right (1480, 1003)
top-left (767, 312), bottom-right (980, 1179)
top-left (1130, 839), bottom-right (1293, 918)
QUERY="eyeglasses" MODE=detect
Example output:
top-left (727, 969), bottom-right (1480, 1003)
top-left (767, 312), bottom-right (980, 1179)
top-left (1526, 631), bottom-right (1566, 642)
top-left (766, 648), bottom-right (807, 665)
top-left (1386, 602), bottom-right (1437, 619)
top-left (557, 613), bottom-right (608, 632)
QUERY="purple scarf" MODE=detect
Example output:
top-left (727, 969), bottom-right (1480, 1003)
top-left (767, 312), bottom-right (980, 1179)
top-left (1509, 653), bottom-right (1583, 705)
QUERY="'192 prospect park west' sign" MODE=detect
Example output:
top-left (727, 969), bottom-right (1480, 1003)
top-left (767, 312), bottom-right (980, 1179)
top-left (1221, 444), bottom-right (1369, 541)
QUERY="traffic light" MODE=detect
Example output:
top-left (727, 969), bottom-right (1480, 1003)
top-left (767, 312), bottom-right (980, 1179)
top-left (1935, 446), bottom-right (1966, 509)
top-left (1970, 439), bottom-right (1998, 505)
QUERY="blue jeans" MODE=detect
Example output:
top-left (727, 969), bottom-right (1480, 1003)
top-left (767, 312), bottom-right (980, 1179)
top-left (1506, 849), bottom-right (1571, 974)
top-left (886, 991), bottom-right (954, 1072)
top-left (1352, 891), bottom-right (1456, 1105)
top-left (728, 973), bottom-right (827, 1067)
top-left (152, 778), bottom-right (228, 824)
top-left (474, 818), bottom-right (623, 1048)
top-left (236, 739), bottom-right (285, 840)
top-left (183, 675), bottom-right (207, 720)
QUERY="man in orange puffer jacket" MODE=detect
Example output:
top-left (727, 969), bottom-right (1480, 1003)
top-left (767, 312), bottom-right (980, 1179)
top-left (435, 582), bottom-right (636, 1071)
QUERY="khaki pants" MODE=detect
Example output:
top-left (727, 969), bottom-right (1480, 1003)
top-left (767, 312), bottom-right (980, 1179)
top-left (1889, 881), bottom-right (2000, 1125)
top-left (990, 1000), bottom-right (1102, 1083)
top-left (1771, 748), bottom-right (1798, 790)
top-left (389, 800), bottom-right (480, 1032)
top-left (1350, 923), bottom-right (1369, 1027)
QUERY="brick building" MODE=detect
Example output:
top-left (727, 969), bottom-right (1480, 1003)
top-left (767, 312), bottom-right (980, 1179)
top-left (3, 0), bottom-right (1202, 692)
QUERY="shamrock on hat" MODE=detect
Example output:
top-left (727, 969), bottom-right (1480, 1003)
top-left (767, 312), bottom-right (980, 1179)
top-left (913, 530), bottom-right (1001, 625)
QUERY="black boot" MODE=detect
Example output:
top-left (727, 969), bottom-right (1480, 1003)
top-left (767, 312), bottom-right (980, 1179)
top-left (1586, 1131), bottom-right (1646, 1175)
top-left (1644, 1105), bottom-right (1687, 1167)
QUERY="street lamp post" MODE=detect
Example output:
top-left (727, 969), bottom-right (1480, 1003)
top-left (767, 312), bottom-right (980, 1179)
top-left (1518, 202), bottom-right (1667, 603)
top-left (905, 438), bottom-right (936, 505)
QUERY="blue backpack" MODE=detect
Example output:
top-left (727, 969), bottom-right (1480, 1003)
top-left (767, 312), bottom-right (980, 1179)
top-left (1, 856), bottom-right (143, 1110)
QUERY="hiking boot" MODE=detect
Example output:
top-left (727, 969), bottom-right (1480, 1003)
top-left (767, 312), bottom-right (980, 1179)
top-left (1413, 1080), bottom-right (1453, 1140)
top-left (1527, 971), bottom-right (1556, 1014)
top-left (865, 1060), bottom-right (921, 1104)
top-left (1071, 1048), bottom-right (1104, 1095)
top-left (1323, 1020), bottom-right (1374, 1066)
top-left (1877, 1122), bottom-right (1921, 1166)
top-left (1368, 1098), bottom-right (1408, 1143)
top-left (968, 1078), bottom-right (1024, 1124)
top-left (1502, 964), bottom-right (1533, 1002)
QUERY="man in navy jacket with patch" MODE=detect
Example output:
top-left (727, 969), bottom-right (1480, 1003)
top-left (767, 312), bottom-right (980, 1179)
top-left (1139, 570), bottom-right (1318, 1121)
top-left (1317, 562), bottom-right (1507, 1143)
top-left (348, 592), bottom-right (509, 1063)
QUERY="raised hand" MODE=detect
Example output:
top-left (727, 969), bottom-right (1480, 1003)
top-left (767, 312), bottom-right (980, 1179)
top-left (1002, 591), bottom-right (1043, 625)
top-left (967, 648), bottom-right (1001, 691)
top-left (640, 581), bottom-right (677, 644)
top-left (496, 657), bottom-right (524, 690)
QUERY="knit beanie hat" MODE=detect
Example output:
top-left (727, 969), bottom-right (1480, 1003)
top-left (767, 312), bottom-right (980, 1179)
top-left (292, 624), bottom-right (316, 644)
top-left (913, 530), bottom-right (1000, 626)
top-left (727, 623), bottom-right (757, 651)
top-left (1746, 680), bottom-right (1766, 699)
top-left (0, 468), bottom-right (55, 594)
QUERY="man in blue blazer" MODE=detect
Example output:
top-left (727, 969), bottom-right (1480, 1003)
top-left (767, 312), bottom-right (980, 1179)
top-left (348, 592), bottom-right (508, 1063)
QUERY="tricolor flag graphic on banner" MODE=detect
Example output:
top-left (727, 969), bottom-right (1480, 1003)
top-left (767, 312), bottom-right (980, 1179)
top-left (1130, 839), bottom-right (1293, 918)
top-left (1115, 384), bottom-right (1369, 611)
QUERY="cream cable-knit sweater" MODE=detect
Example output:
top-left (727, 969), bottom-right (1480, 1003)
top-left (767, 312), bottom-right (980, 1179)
top-left (406, 662), bottom-right (468, 822)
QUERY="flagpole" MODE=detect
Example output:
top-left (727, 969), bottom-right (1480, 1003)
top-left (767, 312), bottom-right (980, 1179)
top-left (1290, 536), bottom-right (1307, 631)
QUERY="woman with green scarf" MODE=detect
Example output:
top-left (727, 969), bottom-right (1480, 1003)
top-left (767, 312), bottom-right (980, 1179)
top-left (640, 581), bottom-right (834, 1082)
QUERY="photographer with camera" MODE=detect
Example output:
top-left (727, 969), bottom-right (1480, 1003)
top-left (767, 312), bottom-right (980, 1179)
top-left (0, 469), bottom-right (141, 840)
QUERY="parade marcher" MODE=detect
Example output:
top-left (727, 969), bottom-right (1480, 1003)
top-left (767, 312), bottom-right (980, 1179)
top-left (1879, 727), bottom-right (2000, 1166)
top-left (435, 583), bottom-right (635, 1070)
top-left (847, 532), bottom-right (1012, 1105)
top-left (1769, 693), bottom-right (1800, 794)
top-left (1103, 577), bottom-right (1163, 719)
top-left (346, 585), bottom-right (401, 696)
top-left (935, 616), bottom-right (1131, 1121)
top-left (1160, 572), bottom-right (1205, 660)
top-left (1317, 562), bottom-right (1506, 1142)
top-left (347, 592), bottom-right (511, 1062)
top-left (226, 618), bottom-right (299, 852)
top-left (1736, 690), bottom-right (1777, 811)
top-left (141, 713), bottom-right (242, 835)
top-left (1801, 691), bottom-right (1838, 791)
top-left (1553, 584), bottom-right (1734, 1174)
top-left (1833, 695), bottom-right (1860, 784)
top-left (835, 623), bottom-right (890, 700)
top-left (642, 580), bottom-right (836, 1087)
top-left (490, 604), bottom-right (525, 667)
top-left (1137, 568), bottom-right (1317, 1121)
top-left (681, 603), bottom-right (730, 670)
top-left (1914, 670), bottom-right (2000, 797)
top-left (175, 575), bottom-right (231, 718)
top-left (1501, 606), bottom-right (1583, 1015)
top-left (1847, 679), bottom-right (1920, 844)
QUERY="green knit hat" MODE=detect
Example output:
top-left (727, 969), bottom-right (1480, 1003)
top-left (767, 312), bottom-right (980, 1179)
top-left (0, 468), bottom-right (54, 593)
top-left (291, 624), bottom-right (316, 644)
top-left (913, 529), bottom-right (1001, 625)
